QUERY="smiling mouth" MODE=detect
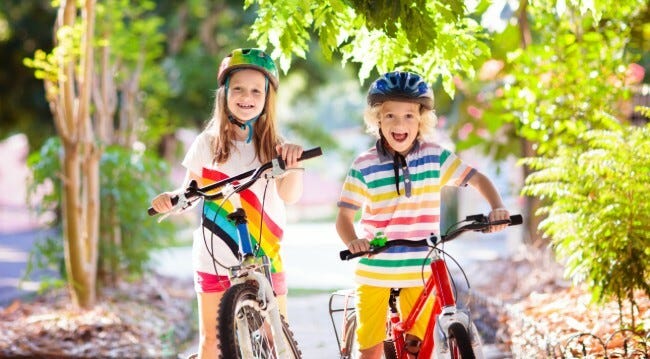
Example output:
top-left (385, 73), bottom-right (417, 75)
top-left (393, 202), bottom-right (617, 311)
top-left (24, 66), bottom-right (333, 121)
top-left (392, 132), bottom-right (408, 142)
top-left (237, 103), bottom-right (255, 109)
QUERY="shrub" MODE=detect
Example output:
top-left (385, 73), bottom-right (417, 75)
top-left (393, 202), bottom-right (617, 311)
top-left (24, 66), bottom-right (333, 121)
top-left (521, 124), bottom-right (650, 329)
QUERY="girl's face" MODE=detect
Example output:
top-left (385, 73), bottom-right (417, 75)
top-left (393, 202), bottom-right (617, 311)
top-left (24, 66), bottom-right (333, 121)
top-left (226, 69), bottom-right (267, 122)
top-left (379, 101), bottom-right (421, 155)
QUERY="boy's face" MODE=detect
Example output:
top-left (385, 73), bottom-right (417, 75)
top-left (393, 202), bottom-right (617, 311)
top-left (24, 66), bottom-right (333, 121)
top-left (379, 101), bottom-right (420, 155)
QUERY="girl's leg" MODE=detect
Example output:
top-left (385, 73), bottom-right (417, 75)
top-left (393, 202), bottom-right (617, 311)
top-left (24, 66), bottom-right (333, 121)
top-left (197, 291), bottom-right (224, 359)
top-left (276, 294), bottom-right (288, 318)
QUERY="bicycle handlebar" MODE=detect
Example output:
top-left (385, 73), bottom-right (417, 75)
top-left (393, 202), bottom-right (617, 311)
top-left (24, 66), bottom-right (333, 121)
top-left (148, 147), bottom-right (323, 216)
top-left (339, 214), bottom-right (523, 261)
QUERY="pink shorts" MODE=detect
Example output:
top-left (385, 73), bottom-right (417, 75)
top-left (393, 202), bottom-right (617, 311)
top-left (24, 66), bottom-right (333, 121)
top-left (194, 270), bottom-right (287, 295)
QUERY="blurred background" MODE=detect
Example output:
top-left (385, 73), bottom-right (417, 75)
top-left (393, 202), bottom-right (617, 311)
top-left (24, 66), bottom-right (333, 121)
top-left (1, 1), bottom-right (648, 357)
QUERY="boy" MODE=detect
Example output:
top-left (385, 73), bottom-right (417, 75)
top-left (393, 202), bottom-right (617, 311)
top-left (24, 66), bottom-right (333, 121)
top-left (336, 71), bottom-right (511, 358)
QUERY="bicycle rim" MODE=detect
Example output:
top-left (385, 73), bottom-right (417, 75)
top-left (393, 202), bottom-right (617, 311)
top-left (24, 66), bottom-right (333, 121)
top-left (341, 311), bottom-right (358, 358)
top-left (218, 282), bottom-right (301, 358)
top-left (447, 322), bottom-right (476, 359)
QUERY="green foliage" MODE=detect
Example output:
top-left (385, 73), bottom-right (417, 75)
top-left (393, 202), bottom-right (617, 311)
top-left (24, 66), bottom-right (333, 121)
top-left (98, 144), bottom-right (178, 277)
top-left (0, 1), bottom-right (56, 147)
top-left (451, 0), bottom-right (647, 161)
top-left (521, 124), bottom-right (650, 325)
top-left (637, 105), bottom-right (650, 119)
top-left (25, 137), bottom-right (178, 286)
top-left (246, 0), bottom-right (489, 96)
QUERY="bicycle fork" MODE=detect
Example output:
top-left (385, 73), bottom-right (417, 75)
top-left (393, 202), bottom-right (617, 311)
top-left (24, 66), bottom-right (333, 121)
top-left (225, 191), bottom-right (290, 357)
top-left (428, 252), bottom-right (484, 359)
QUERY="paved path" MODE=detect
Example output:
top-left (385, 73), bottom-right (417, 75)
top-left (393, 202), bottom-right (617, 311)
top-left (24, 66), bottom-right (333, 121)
top-left (159, 222), bottom-right (519, 358)
top-left (0, 229), bottom-right (56, 306)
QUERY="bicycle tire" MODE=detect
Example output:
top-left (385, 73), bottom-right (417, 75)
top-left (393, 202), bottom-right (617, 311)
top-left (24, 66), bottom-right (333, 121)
top-left (218, 282), bottom-right (302, 358)
top-left (447, 322), bottom-right (476, 359)
top-left (382, 339), bottom-right (398, 359)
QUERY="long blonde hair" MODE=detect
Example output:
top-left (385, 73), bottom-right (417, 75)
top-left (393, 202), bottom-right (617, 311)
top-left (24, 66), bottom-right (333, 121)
top-left (206, 85), bottom-right (282, 164)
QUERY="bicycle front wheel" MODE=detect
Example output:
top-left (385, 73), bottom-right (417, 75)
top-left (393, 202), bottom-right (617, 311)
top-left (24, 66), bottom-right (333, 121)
top-left (447, 322), bottom-right (476, 359)
top-left (218, 282), bottom-right (302, 359)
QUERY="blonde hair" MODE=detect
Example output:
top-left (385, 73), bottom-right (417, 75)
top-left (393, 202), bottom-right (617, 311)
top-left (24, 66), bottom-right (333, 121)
top-left (206, 85), bottom-right (282, 164)
top-left (363, 102), bottom-right (438, 140)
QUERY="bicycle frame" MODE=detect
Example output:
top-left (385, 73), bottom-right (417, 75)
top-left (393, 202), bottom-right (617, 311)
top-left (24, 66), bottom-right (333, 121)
top-left (387, 247), bottom-right (478, 359)
top-left (220, 186), bottom-right (292, 357)
top-left (334, 214), bottom-right (522, 359)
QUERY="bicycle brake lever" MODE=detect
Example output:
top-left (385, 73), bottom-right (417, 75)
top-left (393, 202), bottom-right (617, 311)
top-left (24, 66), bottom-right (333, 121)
top-left (426, 233), bottom-right (439, 246)
top-left (270, 158), bottom-right (286, 177)
top-left (157, 193), bottom-right (196, 223)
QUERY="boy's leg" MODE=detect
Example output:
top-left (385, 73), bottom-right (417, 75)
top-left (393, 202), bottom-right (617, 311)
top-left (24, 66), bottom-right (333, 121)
top-left (355, 284), bottom-right (390, 359)
top-left (399, 286), bottom-right (435, 357)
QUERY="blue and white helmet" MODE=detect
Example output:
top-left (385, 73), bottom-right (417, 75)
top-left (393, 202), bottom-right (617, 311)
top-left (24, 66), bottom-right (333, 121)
top-left (367, 71), bottom-right (434, 110)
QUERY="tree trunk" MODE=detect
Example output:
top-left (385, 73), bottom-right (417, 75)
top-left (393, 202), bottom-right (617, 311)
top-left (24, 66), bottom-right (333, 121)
top-left (517, 0), bottom-right (544, 246)
top-left (50, 0), bottom-right (99, 309)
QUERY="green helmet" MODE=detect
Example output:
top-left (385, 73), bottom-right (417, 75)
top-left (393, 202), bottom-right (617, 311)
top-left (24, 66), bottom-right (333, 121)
top-left (217, 48), bottom-right (279, 90)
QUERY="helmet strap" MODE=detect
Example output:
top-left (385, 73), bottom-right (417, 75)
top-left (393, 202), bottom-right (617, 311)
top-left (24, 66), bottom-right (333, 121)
top-left (379, 130), bottom-right (404, 196)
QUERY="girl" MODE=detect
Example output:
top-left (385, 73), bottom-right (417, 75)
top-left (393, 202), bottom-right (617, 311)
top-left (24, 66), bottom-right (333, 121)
top-left (151, 48), bottom-right (304, 359)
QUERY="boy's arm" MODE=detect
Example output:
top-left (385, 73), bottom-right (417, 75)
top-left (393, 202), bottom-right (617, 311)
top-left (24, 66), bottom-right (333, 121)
top-left (466, 171), bottom-right (510, 232)
top-left (336, 206), bottom-right (370, 254)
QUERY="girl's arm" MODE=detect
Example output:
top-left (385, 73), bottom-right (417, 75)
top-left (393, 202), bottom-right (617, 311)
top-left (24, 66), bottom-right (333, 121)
top-left (275, 143), bottom-right (304, 204)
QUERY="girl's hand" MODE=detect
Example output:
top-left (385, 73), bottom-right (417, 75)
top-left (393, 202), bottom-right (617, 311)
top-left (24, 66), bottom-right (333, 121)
top-left (151, 192), bottom-right (175, 214)
top-left (276, 143), bottom-right (304, 169)
top-left (487, 207), bottom-right (510, 232)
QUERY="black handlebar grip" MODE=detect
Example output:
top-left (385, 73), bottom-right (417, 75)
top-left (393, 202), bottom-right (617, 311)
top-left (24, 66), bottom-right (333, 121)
top-left (298, 147), bottom-right (323, 162)
top-left (510, 214), bottom-right (523, 225)
top-left (339, 249), bottom-right (366, 261)
top-left (147, 195), bottom-right (179, 216)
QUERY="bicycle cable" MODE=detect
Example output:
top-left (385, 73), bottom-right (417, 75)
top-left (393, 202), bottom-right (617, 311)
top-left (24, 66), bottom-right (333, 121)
top-left (200, 166), bottom-right (300, 285)
top-left (202, 186), bottom-right (240, 282)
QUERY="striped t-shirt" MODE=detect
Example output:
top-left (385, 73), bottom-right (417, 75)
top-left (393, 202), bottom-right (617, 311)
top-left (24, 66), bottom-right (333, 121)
top-left (337, 140), bottom-right (476, 288)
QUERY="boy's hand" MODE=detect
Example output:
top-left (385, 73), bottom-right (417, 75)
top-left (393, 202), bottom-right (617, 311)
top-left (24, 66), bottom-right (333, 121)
top-left (347, 238), bottom-right (371, 254)
top-left (276, 143), bottom-right (304, 169)
top-left (487, 208), bottom-right (510, 232)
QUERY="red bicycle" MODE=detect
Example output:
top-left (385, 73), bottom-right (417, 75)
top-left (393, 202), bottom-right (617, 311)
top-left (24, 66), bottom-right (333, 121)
top-left (330, 213), bottom-right (522, 359)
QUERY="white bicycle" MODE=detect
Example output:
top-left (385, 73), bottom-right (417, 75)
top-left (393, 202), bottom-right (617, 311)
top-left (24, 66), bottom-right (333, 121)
top-left (149, 147), bottom-right (322, 358)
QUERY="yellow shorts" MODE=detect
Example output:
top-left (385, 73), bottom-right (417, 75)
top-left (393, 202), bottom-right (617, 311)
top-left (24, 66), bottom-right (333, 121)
top-left (355, 284), bottom-right (435, 350)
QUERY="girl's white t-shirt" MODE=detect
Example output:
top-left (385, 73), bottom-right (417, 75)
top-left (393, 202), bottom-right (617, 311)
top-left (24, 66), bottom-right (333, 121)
top-left (181, 131), bottom-right (287, 278)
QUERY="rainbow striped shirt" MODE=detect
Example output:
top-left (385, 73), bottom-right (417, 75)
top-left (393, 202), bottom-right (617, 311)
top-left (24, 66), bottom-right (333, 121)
top-left (182, 132), bottom-right (286, 278)
top-left (338, 140), bottom-right (475, 288)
